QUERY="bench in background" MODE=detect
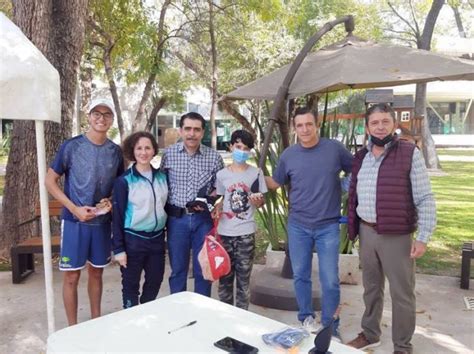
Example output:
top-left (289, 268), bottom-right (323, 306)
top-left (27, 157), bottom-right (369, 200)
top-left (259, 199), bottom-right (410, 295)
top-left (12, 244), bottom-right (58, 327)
top-left (11, 200), bottom-right (62, 284)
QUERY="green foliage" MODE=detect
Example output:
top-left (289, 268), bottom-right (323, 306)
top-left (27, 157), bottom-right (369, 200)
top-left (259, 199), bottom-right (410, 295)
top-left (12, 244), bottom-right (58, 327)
top-left (255, 140), bottom-right (289, 250)
top-left (234, 0), bottom-right (284, 21)
top-left (0, 134), bottom-right (11, 158)
top-left (218, 13), bottom-right (303, 94)
top-left (173, 1), bottom-right (303, 95)
top-left (339, 192), bottom-right (352, 254)
top-left (286, 0), bottom-right (383, 47)
top-left (88, 0), bottom-right (156, 83)
top-left (86, 0), bottom-right (192, 129)
top-left (107, 127), bottom-right (119, 141)
top-left (155, 67), bottom-right (191, 112)
top-left (0, 0), bottom-right (12, 17)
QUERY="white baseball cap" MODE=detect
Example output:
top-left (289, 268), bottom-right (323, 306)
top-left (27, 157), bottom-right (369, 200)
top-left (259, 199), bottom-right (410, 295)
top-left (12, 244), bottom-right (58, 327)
top-left (89, 98), bottom-right (116, 118)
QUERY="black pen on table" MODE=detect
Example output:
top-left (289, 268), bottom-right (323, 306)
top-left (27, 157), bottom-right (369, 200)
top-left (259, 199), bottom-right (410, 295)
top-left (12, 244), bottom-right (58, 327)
top-left (168, 320), bottom-right (198, 334)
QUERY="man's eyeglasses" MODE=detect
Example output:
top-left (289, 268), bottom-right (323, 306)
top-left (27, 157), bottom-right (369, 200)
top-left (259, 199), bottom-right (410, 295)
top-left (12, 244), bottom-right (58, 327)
top-left (91, 111), bottom-right (114, 120)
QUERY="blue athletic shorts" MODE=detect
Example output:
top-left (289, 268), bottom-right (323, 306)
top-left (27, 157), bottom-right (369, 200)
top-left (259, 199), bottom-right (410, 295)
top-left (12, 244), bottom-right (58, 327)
top-left (59, 220), bottom-right (112, 271)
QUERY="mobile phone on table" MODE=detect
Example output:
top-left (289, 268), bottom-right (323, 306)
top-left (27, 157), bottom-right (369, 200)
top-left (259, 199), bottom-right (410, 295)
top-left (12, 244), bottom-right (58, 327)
top-left (214, 336), bottom-right (259, 353)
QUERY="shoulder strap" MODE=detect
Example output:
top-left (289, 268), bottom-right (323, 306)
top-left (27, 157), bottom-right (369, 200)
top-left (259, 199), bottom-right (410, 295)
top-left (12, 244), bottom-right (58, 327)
top-left (250, 169), bottom-right (260, 193)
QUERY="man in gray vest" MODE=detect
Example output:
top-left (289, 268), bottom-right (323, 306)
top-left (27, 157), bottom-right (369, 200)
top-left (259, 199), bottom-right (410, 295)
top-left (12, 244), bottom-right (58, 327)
top-left (346, 103), bottom-right (436, 354)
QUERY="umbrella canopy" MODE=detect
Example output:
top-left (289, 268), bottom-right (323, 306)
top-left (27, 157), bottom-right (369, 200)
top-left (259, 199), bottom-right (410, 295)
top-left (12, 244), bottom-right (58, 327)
top-left (226, 35), bottom-right (474, 100)
top-left (0, 12), bottom-right (60, 335)
top-left (0, 12), bottom-right (60, 121)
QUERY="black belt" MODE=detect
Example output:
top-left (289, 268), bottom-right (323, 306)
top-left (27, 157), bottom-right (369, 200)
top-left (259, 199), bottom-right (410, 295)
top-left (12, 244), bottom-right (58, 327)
top-left (360, 219), bottom-right (377, 228)
top-left (165, 204), bottom-right (196, 218)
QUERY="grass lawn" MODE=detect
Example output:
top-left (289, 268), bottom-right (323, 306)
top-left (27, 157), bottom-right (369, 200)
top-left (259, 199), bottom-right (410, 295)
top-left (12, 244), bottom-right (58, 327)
top-left (436, 148), bottom-right (474, 156)
top-left (416, 160), bottom-right (474, 276)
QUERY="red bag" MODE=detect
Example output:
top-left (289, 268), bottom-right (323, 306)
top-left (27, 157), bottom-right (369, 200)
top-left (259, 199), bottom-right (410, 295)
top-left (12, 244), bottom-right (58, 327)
top-left (198, 224), bottom-right (231, 282)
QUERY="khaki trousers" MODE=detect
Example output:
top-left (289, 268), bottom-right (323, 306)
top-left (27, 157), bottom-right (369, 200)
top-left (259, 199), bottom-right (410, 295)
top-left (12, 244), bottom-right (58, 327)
top-left (359, 223), bottom-right (416, 353)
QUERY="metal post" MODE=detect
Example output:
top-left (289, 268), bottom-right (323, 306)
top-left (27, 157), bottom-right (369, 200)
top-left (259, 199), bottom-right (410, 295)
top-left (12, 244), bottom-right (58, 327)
top-left (35, 120), bottom-right (55, 335)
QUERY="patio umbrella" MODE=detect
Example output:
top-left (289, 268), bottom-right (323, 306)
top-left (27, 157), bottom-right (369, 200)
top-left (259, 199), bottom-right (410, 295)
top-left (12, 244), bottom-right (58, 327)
top-left (226, 35), bottom-right (474, 100)
top-left (0, 12), bottom-right (61, 334)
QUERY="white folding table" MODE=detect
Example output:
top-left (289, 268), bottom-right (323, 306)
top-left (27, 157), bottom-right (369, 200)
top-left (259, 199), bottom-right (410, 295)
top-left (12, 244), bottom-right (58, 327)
top-left (47, 292), bottom-right (362, 353)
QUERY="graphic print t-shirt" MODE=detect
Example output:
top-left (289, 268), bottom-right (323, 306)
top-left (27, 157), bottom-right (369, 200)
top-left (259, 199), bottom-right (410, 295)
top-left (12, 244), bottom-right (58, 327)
top-left (216, 166), bottom-right (267, 236)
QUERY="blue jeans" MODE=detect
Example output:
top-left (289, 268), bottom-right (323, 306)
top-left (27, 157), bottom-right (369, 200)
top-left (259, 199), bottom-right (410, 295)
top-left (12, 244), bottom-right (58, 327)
top-left (288, 221), bottom-right (340, 329)
top-left (167, 213), bottom-right (213, 296)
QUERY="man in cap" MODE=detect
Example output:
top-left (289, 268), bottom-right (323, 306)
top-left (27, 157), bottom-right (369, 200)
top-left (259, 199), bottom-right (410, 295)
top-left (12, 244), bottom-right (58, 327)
top-left (346, 103), bottom-right (436, 354)
top-left (46, 98), bottom-right (124, 325)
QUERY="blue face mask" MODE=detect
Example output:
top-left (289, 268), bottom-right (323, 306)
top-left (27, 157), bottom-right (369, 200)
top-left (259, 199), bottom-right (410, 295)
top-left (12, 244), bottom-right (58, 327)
top-left (232, 149), bottom-right (250, 164)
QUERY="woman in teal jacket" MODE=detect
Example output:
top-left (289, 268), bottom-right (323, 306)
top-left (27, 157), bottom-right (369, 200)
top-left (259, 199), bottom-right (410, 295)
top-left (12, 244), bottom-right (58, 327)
top-left (112, 131), bottom-right (168, 308)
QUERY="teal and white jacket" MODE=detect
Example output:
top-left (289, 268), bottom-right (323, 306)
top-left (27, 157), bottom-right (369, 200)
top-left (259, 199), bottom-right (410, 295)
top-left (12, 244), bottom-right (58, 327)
top-left (112, 164), bottom-right (168, 255)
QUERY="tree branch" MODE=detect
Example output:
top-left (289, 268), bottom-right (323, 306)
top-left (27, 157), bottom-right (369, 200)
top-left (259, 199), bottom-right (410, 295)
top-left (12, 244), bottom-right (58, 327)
top-left (408, 0), bottom-right (421, 37)
top-left (383, 35), bottom-right (418, 46)
top-left (219, 98), bottom-right (257, 139)
top-left (387, 1), bottom-right (418, 36)
top-left (384, 27), bottom-right (417, 36)
top-left (172, 50), bottom-right (211, 83)
top-left (89, 40), bottom-right (106, 49)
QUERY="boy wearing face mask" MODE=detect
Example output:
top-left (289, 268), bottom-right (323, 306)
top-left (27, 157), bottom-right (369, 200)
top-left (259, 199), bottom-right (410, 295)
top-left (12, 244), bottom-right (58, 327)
top-left (214, 130), bottom-right (267, 309)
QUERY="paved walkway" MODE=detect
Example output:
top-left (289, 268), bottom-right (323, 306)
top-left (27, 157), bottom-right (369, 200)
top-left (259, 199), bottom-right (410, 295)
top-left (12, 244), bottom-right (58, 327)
top-left (0, 263), bottom-right (472, 354)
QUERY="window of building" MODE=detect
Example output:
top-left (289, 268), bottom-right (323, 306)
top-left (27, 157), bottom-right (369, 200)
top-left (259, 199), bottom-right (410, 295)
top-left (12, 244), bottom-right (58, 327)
top-left (400, 111), bottom-right (410, 122)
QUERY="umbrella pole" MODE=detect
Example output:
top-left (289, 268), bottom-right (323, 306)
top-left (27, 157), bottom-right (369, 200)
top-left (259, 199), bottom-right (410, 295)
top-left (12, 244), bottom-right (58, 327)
top-left (35, 120), bottom-right (56, 335)
top-left (258, 15), bottom-right (354, 168)
top-left (253, 16), bottom-right (355, 311)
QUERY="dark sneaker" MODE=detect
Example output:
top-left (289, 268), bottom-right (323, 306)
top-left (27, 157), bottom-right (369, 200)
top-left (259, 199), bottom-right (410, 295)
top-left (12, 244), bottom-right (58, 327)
top-left (346, 332), bottom-right (381, 350)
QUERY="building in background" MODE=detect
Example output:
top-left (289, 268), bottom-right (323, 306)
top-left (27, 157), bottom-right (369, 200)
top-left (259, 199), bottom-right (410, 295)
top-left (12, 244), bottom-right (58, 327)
top-left (392, 81), bottom-right (474, 136)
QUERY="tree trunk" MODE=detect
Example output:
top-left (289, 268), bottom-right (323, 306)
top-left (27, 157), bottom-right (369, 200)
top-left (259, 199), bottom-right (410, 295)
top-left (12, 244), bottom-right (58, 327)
top-left (415, 83), bottom-right (440, 169)
top-left (103, 47), bottom-right (125, 139)
top-left (145, 96), bottom-right (167, 132)
top-left (450, 4), bottom-right (466, 38)
top-left (1, 0), bottom-right (87, 254)
top-left (132, 0), bottom-right (171, 132)
top-left (414, 0), bottom-right (444, 169)
top-left (79, 62), bottom-right (93, 133)
top-left (208, 0), bottom-right (218, 149)
top-left (219, 99), bottom-right (257, 139)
